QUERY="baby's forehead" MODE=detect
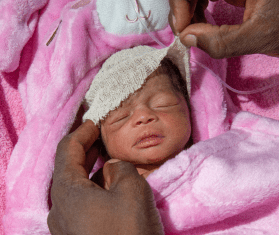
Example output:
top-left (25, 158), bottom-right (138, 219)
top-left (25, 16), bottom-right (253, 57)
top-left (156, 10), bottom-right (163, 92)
top-left (101, 74), bottom-right (181, 120)
top-left (122, 73), bottom-right (177, 101)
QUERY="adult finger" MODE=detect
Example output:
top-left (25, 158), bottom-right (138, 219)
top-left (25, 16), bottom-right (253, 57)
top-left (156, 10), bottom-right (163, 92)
top-left (179, 18), bottom-right (278, 58)
top-left (103, 159), bottom-right (154, 198)
top-left (47, 209), bottom-right (64, 235)
top-left (179, 23), bottom-right (246, 58)
top-left (168, 0), bottom-right (244, 35)
top-left (69, 119), bottom-right (100, 151)
top-left (169, 0), bottom-right (199, 34)
top-left (179, 0), bottom-right (279, 58)
top-left (102, 159), bottom-right (142, 190)
top-left (54, 120), bottom-right (100, 181)
top-left (102, 160), bottom-right (164, 234)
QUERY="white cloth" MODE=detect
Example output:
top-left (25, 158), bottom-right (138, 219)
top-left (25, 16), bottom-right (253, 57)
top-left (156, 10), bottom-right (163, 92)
top-left (83, 37), bottom-right (191, 126)
top-left (96, 0), bottom-right (170, 35)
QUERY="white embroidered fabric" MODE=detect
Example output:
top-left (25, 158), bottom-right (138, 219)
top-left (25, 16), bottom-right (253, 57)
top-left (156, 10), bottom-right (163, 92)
top-left (96, 0), bottom-right (170, 35)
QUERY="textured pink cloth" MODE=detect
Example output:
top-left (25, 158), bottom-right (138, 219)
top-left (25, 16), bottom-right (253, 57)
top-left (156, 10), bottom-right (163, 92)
top-left (1, 0), bottom-right (173, 233)
top-left (1, 0), bottom-right (279, 234)
top-left (148, 111), bottom-right (279, 234)
top-left (208, 0), bottom-right (279, 121)
top-left (0, 71), bottom-right (26, 235)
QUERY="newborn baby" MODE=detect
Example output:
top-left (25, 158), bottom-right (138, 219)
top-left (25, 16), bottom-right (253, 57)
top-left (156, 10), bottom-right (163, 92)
top-left (83, 37), bottom-right (192, 177)
top-left (100, 58), bottom-right (191, 176)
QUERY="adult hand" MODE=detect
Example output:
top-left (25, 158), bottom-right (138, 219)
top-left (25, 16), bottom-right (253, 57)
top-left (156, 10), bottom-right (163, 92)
top-left (169, 0), bottom-right (279, 58)
top-left (47, 120), bottom-right (163, 235)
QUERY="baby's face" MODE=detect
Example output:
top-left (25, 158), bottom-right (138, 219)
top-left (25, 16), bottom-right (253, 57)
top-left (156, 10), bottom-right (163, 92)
top-left (101, 73), bottom-right (191, 166)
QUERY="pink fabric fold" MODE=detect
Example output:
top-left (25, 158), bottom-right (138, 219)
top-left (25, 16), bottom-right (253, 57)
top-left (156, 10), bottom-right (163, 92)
top-left (208, 0), bottom-right (279, 121)
top-left (0, 0), bottom-right (48, 72)
top-left (2, 0), bottom-right (174, 233)
top-left (148, 111), bottom-right (279, 234)
top-left (1, 0), bottom-right (279, 234)
top-left (0, 71), bottom-right (26, 235)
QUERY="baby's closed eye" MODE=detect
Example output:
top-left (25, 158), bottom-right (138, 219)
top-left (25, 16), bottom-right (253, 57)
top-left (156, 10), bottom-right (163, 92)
top-left (110, 112), bottom-right (130, 124)
top-left (115, 115), bottom-right (129, 123)
top-left (151, 96), bottom-right (179, 108)
top-left (153, 101), bottom-right (179, 108)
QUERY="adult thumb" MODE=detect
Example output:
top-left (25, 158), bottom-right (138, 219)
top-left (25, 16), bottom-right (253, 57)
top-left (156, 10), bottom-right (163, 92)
top-left (103, 159), bottom-right (145, 191)
top-left (179, 21), bottom-right (261, 59)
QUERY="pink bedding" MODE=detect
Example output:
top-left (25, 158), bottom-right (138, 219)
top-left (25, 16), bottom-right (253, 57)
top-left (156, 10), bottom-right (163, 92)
top-left (1, 0), bottom-right (279, 234)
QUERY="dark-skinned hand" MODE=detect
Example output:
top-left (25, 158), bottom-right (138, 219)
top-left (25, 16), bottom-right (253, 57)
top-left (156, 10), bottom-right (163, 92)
top-left (47, 120), bottom-right (164, 235)
top-left (169, 0), bottom-right (279, 58)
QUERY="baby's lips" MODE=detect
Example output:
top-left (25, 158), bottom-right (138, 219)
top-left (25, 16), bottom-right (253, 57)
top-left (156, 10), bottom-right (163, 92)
top-left (134, 131), bottom-right (164, 146)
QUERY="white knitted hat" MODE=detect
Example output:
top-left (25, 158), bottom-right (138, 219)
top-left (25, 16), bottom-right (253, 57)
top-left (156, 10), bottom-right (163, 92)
top-left (83, 37), bottom-right (190, 126)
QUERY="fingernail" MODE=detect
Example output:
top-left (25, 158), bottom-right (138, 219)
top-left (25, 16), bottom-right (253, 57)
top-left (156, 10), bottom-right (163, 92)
top-left (172, 14), bottom-right (176, 28)
top-left (107, 159), bottom-right (121, 164)
top-left (104, 181), bottom-right (110, 190)
top-left (172, 14), bottom-right (180, 36)
top-left (184, 34), bottom-right (197, 47)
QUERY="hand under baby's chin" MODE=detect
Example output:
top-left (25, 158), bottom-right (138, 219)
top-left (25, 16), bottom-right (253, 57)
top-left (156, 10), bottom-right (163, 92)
top-left (136, 166), bottom-right (158, 179)
top-left (101, 160), bottom-right (157, 190)
top-left (134, 161), bottom-right (168, 178)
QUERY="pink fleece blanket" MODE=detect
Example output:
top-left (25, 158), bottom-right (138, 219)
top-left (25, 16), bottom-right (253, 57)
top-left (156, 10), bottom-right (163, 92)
top-left (1, 0), bottom-right (279, 234)
top-left (0, 71), bottom-right (26, 235)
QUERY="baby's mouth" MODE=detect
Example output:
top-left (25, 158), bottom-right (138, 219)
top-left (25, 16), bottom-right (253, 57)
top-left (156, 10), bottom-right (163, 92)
top-left (135, 135), bottom-right (164, 148)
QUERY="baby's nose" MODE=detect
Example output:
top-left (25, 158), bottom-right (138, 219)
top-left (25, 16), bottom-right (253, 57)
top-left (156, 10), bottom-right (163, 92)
top-left (134, 108), bottom-right (157, 125)
top-left (136, 117), bottom-right (154, 125)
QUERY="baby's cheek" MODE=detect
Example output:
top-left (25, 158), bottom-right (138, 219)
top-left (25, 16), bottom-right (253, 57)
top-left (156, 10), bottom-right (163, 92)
top-left (106, 139), bottom-right (127, 161)
top-left (170, 115), bottom-right (191, 144)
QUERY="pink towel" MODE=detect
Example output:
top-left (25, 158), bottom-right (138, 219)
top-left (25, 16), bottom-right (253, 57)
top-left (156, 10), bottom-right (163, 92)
top-left (1, 0), bottom-right (279, 234)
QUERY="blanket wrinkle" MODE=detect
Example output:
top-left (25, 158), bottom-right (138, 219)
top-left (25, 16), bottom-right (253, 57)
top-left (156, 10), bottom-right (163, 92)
top-left (0, 85), bottom-right (18, 147)
top-left (2, 0), bottom-right (174, 233)
top-left (227, 72), bottom-right (279, 114)
top-left (148, 112), bottom-right (279, 233)
top-left (190, 47), bottom-right (229, 142)
top-left (0, 71), bottom-right (26, 235)
top-left (2, 0), bottom-right (279, 234)
top-left (0, 0), bottom-right (49, 72)
top-left (208, 0), bottom-right (279, 122)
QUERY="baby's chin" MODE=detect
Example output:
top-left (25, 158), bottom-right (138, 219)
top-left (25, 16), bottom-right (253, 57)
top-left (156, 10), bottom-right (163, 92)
top-left (108, 150), bottom-right (179, 177)
top-left (129, 154), bottom-right (169, 166)
top-left (134, 149), bottom-right (179, 165)
top-left (132, 154), bottom-right (176, 177)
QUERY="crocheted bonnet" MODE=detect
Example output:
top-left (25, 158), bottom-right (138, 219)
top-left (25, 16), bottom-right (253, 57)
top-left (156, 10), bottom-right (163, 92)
top-left (82, 37), bottom-right (190, 126)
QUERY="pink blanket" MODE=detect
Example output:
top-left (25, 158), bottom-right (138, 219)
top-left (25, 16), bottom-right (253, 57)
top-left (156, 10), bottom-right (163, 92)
top-left (0, 71), bottom-right (26, 235)
top-left (1, 0), bottom-right (279, 234)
